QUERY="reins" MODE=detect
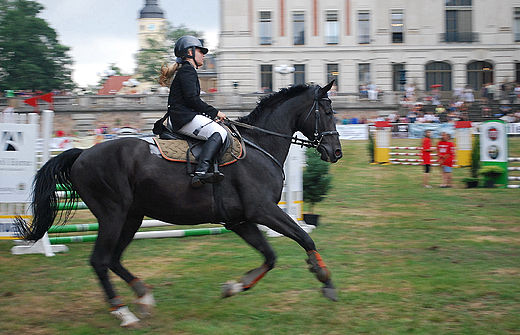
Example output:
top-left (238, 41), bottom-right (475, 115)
top-left (225, 118), bottom-right (316, 148)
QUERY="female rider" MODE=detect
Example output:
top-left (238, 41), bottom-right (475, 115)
top-left (158, 36), bottom-right (227, 188)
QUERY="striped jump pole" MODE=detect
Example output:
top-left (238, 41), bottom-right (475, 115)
top-left (48, 223), bottom-right (231, 244)
top-left (507, 157), bottom-right (520, 189)
top-left (57, 202), bottom-right (89, 210)
top-left (48, 220), bottom-right (171, 233)
top-left (388, 146), bottom-right (439, 166)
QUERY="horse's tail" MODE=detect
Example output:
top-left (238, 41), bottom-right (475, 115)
top-left (15, 148), bottom-right (84, 241)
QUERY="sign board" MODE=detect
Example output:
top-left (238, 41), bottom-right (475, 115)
top-left (0, 123), bottom-right (37, 202)
top-left (480, 120), bottom-right (508, 186)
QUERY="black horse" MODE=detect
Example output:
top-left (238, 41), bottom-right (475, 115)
top-left (16, 82), bottom-right (343, 327)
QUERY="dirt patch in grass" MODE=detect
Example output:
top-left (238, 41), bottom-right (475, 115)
top-left (455, 226), bottom-right (498, 232)
top-left (264, 289), bottom-right (313, 312)
top-left (487, 268), bottom-right (520, 276)
top-left (125, 256), bottom-right (186, 279)
top-left (468, 236), bottom-right (520, 244)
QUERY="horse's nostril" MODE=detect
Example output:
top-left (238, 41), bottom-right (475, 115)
top-left (335, 149), bottom-right (343, 158)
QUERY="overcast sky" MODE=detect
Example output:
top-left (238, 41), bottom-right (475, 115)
top-left (37, 0), bottom-right (219, 87)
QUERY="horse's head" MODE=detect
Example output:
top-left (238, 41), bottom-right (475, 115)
top-left (300, 81), bottom-right (343, 163)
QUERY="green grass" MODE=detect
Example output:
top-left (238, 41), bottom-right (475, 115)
top-left (0, 138), bottom-right (519, 335)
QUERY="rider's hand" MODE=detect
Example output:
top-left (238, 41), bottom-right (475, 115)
top-left (216, 111), bottom-right (227, 120)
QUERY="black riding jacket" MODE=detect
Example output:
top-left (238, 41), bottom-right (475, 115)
top-left (167, 60), bottom-right (218, 131)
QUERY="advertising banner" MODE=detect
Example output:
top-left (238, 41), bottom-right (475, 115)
top-left (337, 124), bottom-right (369, 140)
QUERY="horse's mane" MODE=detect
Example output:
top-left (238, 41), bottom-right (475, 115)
top-left (238, 84), bottom-right (311, 124)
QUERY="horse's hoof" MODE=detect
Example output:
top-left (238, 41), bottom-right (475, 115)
top-left (110, 306), bottom-right (141, 327)
top-left (124, 321), bottom-right (142, 329)
top-left (321, 287), bottom-right (338, 301)
top-left (134, 291), bottom-right (156, 317)
top-left (136, 303), bottom-right (154, 318)
top-left (221, 280), bottom-right (244, 298)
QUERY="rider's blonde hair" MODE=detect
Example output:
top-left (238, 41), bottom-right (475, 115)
top-left (157, 62), bottom-right (181, 87)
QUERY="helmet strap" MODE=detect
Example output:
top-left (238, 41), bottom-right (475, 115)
top-left (188, 46), bottom-right (201, 69)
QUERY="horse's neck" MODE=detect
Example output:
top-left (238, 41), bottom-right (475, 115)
top-left (244, 106), bottom-right (298, 165)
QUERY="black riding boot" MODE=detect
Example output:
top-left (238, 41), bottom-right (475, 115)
top-left (191, 133), bottom-right (225, 188)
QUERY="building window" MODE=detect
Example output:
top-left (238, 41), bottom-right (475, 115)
top-left (260, 11), bottom-right (272, 45)
top-left (358, 12), bottom-right (370, 44)
top-left (516, 63), bottom-right (520, 83)
top-left (425, 61), bottom-right (452, 92)
top-left (358, 63), bottom-right (370, 92)
top-left (467, 61), bottom-right (493, 91)
top-left (444, 0), bottom-right (475, 43)
top-left (391, 11), bottom-right (404, 43)
top-left (294, 64), bottom-right (305, 86)
top-left (325, 10), bottom-right (339, 44)
top-left (293, 12), bottom-right (305, 45)
top-left (261, 65), bottom-right (273, 93)
top-left (327, 64), bottom-right (339, 89)
top-left (515, 8), bottom-right (520, 42)
top-left (392, 64), bottom-right (405, 91)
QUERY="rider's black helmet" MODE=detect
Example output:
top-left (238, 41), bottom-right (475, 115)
top-left (174, 35), bottom-right (208, 58)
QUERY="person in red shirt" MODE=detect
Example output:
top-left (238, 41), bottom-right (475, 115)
top-left (421, 130), bottom-right (433, 187)
top-left (437, 132), bottom-right (455, 188)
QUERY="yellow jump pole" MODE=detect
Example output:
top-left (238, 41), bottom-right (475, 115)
top-left (374, 121), bottom-right (392, 164)
top-left (454, 121), bottom-right (473, 167)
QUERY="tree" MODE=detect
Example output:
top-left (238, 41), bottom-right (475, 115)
top-left (0, 0), bottom-right (74, 92)
top-left (134, 38), bottom-right (169, 84)
top-left (303, 148), bottom-right (332, 214)
top-left (166, 24), bottom-right (203, 48)
top-left (134, 24), bottom-right (204, 86)
top-left (96, 63), bottom-right (125, 89)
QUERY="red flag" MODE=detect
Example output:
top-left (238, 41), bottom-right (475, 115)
top-left (39, 92), bottom-right (54, 103)
top-left (23, 96), bottom-right (39, 107)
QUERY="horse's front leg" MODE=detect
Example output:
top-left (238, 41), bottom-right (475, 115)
top-left (253, 205), bottom-right (338, 301)
top-left (221, 221), bottom-right (276, 298)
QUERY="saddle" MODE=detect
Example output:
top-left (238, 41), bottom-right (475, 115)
top-left (152, 125), bottom-right (243, 167)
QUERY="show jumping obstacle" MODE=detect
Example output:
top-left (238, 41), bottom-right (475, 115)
top-left (389, 146), bottom-right (438, 166)
top-left (373, 120), bottom-right (473, 167)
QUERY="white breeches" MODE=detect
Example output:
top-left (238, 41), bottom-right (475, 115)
top-left (176, 115), bottom-right (227, 143)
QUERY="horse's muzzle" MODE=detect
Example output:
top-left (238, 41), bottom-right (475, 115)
top-left (318, 145), bottom-right (343, 163)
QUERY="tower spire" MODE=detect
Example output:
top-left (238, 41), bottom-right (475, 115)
top-left (139, 0), bottom-right (164, 19)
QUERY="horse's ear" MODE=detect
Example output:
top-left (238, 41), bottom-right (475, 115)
top-left (320, 80), bottom-right (335, 95)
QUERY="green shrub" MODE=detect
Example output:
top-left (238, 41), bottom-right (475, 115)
top-left (478, 165), bottom-right (505, 177)
top-left (303, 148), bottom-right (332, 214)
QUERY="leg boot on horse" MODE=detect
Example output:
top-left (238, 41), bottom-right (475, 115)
top-left (191, 132), bottom-right (225, 187)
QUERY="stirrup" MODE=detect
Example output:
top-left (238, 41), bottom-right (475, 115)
top-left (191, 171), bottom-right (225, 188)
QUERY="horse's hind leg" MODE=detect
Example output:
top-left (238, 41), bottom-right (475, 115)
top-left (108, 213), bottom-right (155, 316)
top-left (221, 221), bottom-right (276, 298)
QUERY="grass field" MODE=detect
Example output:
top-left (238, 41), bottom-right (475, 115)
top-left (0, 138), bottom-right (519, 335)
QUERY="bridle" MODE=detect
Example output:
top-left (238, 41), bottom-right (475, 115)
top-left (300, 86), bottom-right (340, 148)
top-left (226, 86), bottom-right (339, 149)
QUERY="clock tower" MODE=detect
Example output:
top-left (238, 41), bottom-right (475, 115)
top-left (138, 0), bottom-right (166, 50)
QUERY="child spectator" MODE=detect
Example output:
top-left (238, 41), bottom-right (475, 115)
top-left (437, 132), bottom-right (455, 188)
top-left (421, 130), bottom-right (433, 188)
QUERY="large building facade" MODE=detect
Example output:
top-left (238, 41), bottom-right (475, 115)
top-left (218, 0), bottom-right (520, 94)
